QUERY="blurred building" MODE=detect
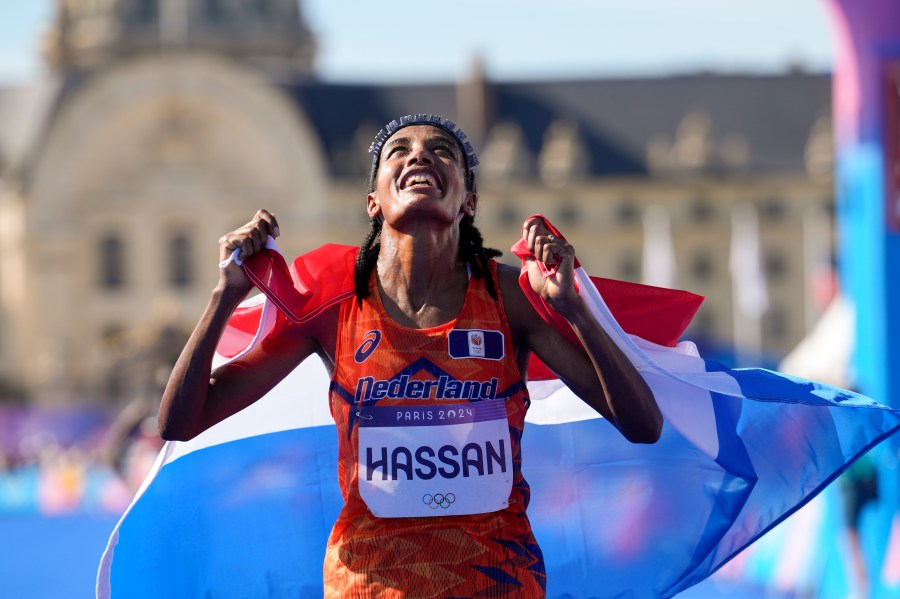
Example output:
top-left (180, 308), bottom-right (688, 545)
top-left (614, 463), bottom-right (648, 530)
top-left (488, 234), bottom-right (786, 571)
top-left (0, 0), bottom-right (834, 404)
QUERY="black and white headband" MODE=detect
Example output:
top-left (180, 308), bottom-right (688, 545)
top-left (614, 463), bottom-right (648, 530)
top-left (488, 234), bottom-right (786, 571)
top-left (368, 114), bottom-right (480, 169)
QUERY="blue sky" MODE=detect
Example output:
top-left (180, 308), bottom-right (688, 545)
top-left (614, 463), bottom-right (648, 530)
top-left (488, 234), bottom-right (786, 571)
top-left (0, 0), bottom-right (834, 84)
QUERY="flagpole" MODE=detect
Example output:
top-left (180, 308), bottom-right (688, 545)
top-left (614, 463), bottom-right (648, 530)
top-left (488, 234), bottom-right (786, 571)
top-left (160, 0), bottom-right (189, 47)
top-left (730, 203), bottom-right (768, 366)
top-left (642, 204), bottom-right (675, 289)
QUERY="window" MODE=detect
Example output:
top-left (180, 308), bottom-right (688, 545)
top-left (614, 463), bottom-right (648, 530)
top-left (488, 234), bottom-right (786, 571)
top-left (614, 201), bottom-right (640, 226)
top-left (169, 234), bottom-right (193, 289)
top-left (99, 235), bottom-right (125, 290)
top-left (690, 251), bottom-right (714, 282)
top-left (760, 197), bottom-right (786, 222)
top-left (498, 202), bottom-right (519, 226)
top-left (557, 201), bottom-right (580, 226)
top-left (765, 250), bottom-right (787, 280)
top-left (766, 308), bottom-right (788, 342)
top-left (616, 252), bottom-right (640, 281)
top-left (688, 198), bottom-right (715, 223)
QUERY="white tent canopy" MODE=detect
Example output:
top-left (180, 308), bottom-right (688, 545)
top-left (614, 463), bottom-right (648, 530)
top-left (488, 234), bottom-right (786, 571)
top-left (778, 296), bottom-right (854, 389)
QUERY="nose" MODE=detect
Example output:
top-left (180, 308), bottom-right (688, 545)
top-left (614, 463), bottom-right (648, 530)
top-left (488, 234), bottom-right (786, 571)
top-left (405, 144), bottom-right (435, 166)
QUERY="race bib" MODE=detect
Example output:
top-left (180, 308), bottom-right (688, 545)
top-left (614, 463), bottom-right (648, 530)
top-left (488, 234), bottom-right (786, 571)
top-left (357, 399), bottom-right (513, 518)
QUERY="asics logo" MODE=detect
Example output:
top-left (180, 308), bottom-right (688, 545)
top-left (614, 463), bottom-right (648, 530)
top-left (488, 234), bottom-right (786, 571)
top-left (354, 330), bottom-right (382, 363)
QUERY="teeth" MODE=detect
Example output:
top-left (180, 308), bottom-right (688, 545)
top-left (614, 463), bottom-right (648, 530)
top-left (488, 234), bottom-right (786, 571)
top-left (403, 173), bottom-right (437, 188)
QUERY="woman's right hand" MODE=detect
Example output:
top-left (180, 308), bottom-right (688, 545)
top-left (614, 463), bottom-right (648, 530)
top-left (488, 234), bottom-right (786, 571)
top-left (216, 209), bottom-right (281, 295)
top-left (160, 209), bottom-right (285, 442)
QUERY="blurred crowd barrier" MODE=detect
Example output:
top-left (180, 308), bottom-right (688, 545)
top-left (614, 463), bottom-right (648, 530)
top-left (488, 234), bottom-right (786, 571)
top-left (0, 402), bottom-right (161, 515)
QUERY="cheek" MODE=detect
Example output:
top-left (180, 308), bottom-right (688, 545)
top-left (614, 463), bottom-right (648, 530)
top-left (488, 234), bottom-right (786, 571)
top-left (372, 176), bottom-right (392, 199)
top-left (377, 162), bottom-right (401, 187)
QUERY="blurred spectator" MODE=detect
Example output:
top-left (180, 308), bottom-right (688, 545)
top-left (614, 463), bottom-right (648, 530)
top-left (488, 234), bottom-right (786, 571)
top-left (0, 397), bottom-right (166, 515)
top-left (839, 451), bottom-right (878, 597)
top-left (101, 395), bottom-right (165, 493)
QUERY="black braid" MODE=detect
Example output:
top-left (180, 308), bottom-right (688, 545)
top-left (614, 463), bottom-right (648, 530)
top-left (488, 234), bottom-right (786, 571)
top-left (354, 217), bottom-right (382, 308)
top-left (459, 214), bottom-right (502, 299)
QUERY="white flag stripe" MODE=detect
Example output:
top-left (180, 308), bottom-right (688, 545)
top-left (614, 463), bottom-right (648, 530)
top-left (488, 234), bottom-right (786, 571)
top-left (524, 379), bottom-right (602, 425)
top-left (167, 357), bottom-right (334, 463)
top-left (575, 267), bottom-right (742, 398)
top-left (573, 267), bottom-right (726, 457)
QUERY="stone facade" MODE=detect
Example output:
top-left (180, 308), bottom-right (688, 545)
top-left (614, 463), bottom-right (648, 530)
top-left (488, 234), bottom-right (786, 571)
top-left (0, 1), bottom-right (834, 403)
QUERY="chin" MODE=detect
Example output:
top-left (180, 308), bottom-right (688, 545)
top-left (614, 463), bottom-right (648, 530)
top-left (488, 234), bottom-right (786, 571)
top-left (392, 204), bottom-right (458, 226)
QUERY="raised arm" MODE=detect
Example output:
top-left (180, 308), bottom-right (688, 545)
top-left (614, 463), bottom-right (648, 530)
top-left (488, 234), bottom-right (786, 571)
top-left (157, 210), bottom-right (321, 441)
top-left (503, 218), bottom-right (662, 444)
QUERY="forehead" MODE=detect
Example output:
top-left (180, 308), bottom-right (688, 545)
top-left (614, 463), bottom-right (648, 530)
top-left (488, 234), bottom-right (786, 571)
top-left (383, 125), bottom-right (458, 147)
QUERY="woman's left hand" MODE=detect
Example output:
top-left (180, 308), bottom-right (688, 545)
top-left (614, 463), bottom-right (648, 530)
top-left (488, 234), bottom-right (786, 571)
top-left (522, 217), bottom-right (581, 317)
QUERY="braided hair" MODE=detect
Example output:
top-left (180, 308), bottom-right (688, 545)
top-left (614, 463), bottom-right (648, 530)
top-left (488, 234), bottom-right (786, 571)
top-left (355, 139), bottom-right (501, 307)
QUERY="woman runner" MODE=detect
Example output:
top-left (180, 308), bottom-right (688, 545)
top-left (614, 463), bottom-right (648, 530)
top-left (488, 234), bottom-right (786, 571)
top-left (157, 114), bottom-right (662, 598)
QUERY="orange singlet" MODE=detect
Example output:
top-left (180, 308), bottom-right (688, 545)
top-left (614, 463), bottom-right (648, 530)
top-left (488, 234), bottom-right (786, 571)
top-left (324, 262), bottom-right (546, 598)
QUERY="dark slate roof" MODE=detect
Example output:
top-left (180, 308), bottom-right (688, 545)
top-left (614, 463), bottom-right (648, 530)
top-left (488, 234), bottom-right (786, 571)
top-left (0, 70), bottom-right (830, 182)
top-left (283, 82), bottom-right (460, 179)
top-left (283, 73), bottom-right (831, 178)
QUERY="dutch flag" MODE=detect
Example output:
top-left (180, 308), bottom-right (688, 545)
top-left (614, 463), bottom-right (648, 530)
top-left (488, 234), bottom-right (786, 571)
top-left (96, 219), bottom-right (900, 598)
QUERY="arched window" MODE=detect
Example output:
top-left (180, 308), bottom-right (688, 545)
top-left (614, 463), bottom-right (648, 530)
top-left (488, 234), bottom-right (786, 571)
top-left (169, 234), bottom-right (193, 289)
top-left (99, 235), bottom-right (125, 290)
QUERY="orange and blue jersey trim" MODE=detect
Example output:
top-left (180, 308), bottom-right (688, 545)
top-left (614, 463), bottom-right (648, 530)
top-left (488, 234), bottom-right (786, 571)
top-left (324, 261), bottom-right (546, 598)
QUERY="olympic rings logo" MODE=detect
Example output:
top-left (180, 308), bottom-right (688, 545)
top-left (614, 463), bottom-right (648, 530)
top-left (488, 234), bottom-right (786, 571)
top-left (423, 493), bottom-right (456, 509)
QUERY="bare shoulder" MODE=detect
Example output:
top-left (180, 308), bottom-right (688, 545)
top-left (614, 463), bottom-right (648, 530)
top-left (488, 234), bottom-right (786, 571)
top-left (496, 261), bottom-right (522, 291)
top-left (496, 262), bottom-right (526, 310)
top-left (496, 262), bottom-right (542, 340)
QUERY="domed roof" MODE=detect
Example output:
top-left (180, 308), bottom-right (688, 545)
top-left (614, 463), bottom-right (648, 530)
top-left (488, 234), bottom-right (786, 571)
top-left (43, 0), bottom-right (315, 77)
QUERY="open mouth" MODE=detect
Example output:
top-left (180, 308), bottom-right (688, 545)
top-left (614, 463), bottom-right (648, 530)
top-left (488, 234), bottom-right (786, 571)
top-left (400, 170), bottom-right (441, 191)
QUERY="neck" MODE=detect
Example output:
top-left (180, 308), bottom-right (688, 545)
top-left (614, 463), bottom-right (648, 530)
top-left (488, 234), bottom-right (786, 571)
top-left (376, 221), bottom-right (467, 317)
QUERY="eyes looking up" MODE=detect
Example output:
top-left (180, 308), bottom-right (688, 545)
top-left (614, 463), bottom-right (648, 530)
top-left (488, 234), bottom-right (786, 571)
top-left (382, 136), bottom-right (460, 165)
